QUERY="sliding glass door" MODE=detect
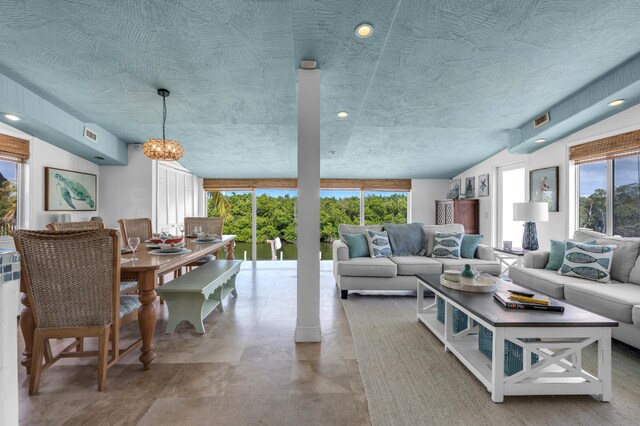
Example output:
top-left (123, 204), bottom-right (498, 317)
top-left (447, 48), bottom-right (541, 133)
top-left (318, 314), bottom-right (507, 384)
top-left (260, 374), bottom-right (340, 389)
top-left (497, 164), bottom-right (526, 249)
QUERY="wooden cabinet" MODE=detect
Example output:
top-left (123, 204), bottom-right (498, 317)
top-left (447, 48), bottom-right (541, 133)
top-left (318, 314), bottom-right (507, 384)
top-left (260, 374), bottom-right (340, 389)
top-left (435, 199), bottom-right (479, 234)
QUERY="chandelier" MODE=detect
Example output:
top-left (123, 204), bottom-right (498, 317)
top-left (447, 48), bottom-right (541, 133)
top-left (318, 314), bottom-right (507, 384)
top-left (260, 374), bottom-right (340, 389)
top-left (143, 88), bottom-right (184, 161)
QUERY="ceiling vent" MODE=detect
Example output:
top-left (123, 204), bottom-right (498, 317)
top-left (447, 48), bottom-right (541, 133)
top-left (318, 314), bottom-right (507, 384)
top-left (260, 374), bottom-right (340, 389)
top-left (533, 112), bottom-right (550, 129)
top-left (83, 126), bottom-right (98, 143)
top-left (131, 143), bottom-right (143, 151)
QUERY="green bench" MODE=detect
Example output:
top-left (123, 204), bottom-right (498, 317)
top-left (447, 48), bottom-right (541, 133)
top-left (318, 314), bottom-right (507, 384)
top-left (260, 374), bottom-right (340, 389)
top-left (156, 260), bottom-right (242, 334)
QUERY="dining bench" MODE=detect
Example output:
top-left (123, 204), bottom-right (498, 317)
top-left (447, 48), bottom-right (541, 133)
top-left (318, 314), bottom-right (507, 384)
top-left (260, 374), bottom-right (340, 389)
top-left (156, 259), bottom-right (242, 334)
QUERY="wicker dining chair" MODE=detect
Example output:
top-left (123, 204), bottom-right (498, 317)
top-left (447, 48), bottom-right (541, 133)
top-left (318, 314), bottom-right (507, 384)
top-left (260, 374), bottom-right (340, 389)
top-left (184, 217), bottom-right (225, 268)
top-left (48, 221), bottom-right (137, 294)
top-left (46, 221), bottom-right (105, 231)
top-left (13, 229), bottom-right (141, 395)
top-left (118, 218), bottom-right (153, 242)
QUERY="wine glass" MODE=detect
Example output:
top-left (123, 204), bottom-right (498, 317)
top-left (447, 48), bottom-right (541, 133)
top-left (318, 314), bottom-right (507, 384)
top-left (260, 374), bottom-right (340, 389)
top-left (194, 226), bottom-right (202, 238)
top-left (128, 237), bottom-right (140, 261)
top-left (160, 228), bottom-right (169, 245)
top-left (178, 224), bottom-right (185, 238)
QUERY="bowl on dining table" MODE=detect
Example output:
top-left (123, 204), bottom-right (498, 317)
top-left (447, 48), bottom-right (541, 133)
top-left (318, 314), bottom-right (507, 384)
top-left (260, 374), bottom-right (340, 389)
top-left (158, 242), bottom-right (185, 251)
top-left (150, 237), bottom-right (182, 244)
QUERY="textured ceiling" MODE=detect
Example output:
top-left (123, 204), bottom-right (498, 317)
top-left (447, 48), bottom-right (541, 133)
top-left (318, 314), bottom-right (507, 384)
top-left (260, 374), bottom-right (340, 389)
top-left (1, 0), bottom-right (640, 178)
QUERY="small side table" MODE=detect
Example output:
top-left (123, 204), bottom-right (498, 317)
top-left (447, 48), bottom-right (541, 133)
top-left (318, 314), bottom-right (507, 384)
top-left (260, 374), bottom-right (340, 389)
top-left (493, 247), bottom-right (526, 275)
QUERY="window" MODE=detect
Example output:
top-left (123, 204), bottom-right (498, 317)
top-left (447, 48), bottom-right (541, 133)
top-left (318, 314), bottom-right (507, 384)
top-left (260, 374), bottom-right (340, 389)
top-left (208, 191), bottom-right (253, 260)
top-left (577, 155), bottom-right (639, 237)
top-left (256, 189), bottom-right (297, 260)
top-left (578, 161), bottom-right (607, 234)
top-left (0, 160), bottom-right (18, 236)
top-left (364, 191), bottom-right (408, 225)
top-left (321, 190), bottom-right (360, 260)
top-left (497, 164), bottom-right (525, 247)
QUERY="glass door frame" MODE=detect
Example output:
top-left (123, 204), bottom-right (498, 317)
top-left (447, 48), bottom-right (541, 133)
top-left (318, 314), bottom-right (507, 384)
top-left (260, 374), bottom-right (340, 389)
top-left (496, 161), bottom-right (526, 249)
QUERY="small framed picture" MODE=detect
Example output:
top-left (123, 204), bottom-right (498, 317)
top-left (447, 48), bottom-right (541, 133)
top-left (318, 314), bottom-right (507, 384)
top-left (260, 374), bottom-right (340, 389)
top-left (464, 177), bottom-right (475, 198)
top-left (478, 173), bottom-right (489, 197)
top-left (452, 179), bottom-right (461, 194)
top-left (530, 166), bottom-right (559, 212)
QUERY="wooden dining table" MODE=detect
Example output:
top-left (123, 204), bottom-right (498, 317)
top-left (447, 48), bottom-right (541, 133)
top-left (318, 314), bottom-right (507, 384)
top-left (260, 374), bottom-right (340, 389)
top-left (19, 234), bottom-right (236, 373)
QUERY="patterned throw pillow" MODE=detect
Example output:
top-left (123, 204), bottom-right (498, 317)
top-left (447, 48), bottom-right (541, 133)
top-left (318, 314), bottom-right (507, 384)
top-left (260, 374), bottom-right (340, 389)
top-left (365, 230), bottom-right (392, 258)
top-left (558, 241), bottom-right (616, 283)
top-left (432, 232), bottom-right (463, 259)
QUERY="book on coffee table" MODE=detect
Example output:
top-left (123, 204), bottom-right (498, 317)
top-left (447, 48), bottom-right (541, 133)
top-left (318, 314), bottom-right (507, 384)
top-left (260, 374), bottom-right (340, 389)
top-left (494, 291), bottom-right (564, 312)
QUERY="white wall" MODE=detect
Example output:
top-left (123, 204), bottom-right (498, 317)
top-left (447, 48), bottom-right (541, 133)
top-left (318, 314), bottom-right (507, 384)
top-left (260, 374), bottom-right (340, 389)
top-left (410, 179), bottom-right (451, 224)
top-left (452, 104), bottom-right (640, 250)
top-left (99, 145), bottom-right (154, 229)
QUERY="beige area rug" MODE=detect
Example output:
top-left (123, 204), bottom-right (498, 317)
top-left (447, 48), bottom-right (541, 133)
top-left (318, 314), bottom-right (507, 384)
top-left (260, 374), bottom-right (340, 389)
top-left (342, 293), bottom-right (640, 426)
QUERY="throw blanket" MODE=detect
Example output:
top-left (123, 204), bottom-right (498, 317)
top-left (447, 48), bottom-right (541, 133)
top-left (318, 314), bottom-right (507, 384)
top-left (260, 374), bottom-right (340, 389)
top-left (384, 223), bottom-right (427, 256)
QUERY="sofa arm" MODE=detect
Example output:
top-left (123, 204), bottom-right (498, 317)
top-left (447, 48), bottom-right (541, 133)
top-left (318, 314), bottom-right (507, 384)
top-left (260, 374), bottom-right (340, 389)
top-left (332, 240), bottom-right (349, 282)
top-left (523, 251), bottom-right (550, 269)
top-left (475, 244), bottom-right (494, 261)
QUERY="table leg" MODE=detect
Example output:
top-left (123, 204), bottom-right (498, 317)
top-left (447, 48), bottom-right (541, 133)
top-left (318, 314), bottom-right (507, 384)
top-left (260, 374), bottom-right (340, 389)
top-left (226, 239), bottom-right (236, 260)
top-left (491, 327), bottom-right (505, 403)
top-left (19, 291), bottom-right (34, 374)
top-left (137, 272), bottom-right (157, 370)
top-left (598, 328), bottom-right (612, 402)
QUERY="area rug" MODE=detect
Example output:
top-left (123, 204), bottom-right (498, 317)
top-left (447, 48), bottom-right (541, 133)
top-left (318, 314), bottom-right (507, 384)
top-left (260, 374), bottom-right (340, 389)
top-left (342, 293), bottom-right (640, 426)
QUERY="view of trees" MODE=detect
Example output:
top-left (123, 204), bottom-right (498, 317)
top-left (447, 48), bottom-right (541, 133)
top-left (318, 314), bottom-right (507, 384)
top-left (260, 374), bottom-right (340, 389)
top-left (0, 179), bottom-right (17, 236)
top-left (208, 192), bottom-right (408, 244)
top-left (579, 183), bottom-right (640, 237)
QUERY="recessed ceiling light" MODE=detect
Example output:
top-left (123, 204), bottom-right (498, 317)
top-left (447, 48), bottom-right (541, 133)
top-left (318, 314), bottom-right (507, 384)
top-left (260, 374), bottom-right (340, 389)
top-left (608, 99), bottom-right (625, 107)
top-left (4, 114), bottom-right (20, 121)
top-left (94, 156), bottom-right (105, 160)
top-left (329, 151), bottom-right (337, 156)
top-left (337, 111), bottom-right (349, 119)
top-left (355, 23), bottom-right (373, 38)
top-left (535, 138), bottom-right (546, 144)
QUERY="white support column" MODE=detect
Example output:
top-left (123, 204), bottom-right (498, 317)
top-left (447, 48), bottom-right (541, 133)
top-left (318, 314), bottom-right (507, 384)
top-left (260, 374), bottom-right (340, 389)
top-left (251, 189), bottom-right (257, 261)
top-left (295, 66), bottom-right (322, 342)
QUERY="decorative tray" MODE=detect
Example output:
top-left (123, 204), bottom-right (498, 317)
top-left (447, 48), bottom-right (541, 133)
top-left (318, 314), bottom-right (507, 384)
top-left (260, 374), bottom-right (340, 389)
top-left (439, 275), bottom-right (497, 293)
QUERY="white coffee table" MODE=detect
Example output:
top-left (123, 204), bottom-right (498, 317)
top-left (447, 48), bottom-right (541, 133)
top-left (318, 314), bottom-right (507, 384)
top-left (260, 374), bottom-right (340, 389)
top-left (416, 273), bottom-right (617, 403)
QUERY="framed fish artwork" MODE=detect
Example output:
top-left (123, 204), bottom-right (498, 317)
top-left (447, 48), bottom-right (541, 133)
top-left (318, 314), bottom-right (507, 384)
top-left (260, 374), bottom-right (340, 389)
top-left (530, 166), bottom-right (559, 212)
top-left (478, 173), bottom-right (489, 197)
top-left (45, 167), bottom-right (97, 211)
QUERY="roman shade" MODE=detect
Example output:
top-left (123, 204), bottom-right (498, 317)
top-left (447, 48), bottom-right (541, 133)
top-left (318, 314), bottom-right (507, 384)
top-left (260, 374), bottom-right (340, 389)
top-left (203, 178), bottom-right (411, 191)
top-left (0, 134), bottom-right (30, 163)
top-left (569, 130), bottom-right (640, 165)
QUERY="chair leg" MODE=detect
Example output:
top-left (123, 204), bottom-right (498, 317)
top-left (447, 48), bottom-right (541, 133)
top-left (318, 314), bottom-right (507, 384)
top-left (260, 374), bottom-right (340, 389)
top-left (29, 330), bottom-right (45, 396)
top-left (110, 322), bottom-right (120, 363)
top-left (97, 328), bottom-right (109, 391)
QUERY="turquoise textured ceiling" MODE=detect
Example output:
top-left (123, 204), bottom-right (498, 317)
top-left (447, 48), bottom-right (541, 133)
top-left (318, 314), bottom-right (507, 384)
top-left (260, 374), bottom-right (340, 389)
top-left (1, 0), bottom-right (640, 178)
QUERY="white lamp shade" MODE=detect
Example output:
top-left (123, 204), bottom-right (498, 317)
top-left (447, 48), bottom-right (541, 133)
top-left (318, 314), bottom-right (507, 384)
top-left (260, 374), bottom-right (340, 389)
top-left (513, 202), bottom-right (549, 222)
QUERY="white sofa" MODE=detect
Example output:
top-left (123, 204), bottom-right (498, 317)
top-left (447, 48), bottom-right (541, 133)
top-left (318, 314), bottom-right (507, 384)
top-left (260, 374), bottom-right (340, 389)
top-left (509, 229), bottom-right (640, 349)
top-left (333, 223), bottom-right (501, 299)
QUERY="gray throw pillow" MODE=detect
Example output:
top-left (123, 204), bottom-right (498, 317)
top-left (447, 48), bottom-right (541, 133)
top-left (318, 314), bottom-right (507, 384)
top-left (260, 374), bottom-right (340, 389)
top-left (384, 223), bottom-right (427, 256)
top-left (559, 241), bottom-right (615, 283)
top-left (366, 230), bottom-right (392, 258)
top-left (432, 232), bottom-right (463, 259)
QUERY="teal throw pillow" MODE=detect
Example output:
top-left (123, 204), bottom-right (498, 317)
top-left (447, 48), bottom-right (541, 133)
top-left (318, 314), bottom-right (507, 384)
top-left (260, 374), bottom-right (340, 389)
top-left (341, 233), bottom-right (370, 258)
top-left (559, 241), bottom-right (615, 282)
top-left (432, 232), bottom-right (463, 259)
top-left (461, 234), bottom-right (483, 259)
top-left (545, 239), bottom-right (597, 271)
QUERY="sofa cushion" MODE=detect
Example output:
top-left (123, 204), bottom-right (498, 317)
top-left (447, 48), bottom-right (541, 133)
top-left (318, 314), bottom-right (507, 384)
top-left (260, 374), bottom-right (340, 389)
top-left (631, 256), bottom-right (640, 285)
top-left (593, 237), bottom-right (640, 283)
top-left (424, 224), bottom-right (465, 256)
top-left (508, 266), bottom-right (622, 300)
top-left (461, 234), bottom-right (483, 259)
top-left (384, 223), bottom-right (427, 256)
top-left (435, 258), bottom-right (501, 276)
top-left (366, 230), bottom-right (392, 258)
top-left (338, 224), bottom-right (383, 239)
top-left (389, 256), bottom-right (442, 276)
top-left (564, 282), bottom-right (640, 324)
top-left (337, 257), bottom-right (397, 278)
top-left (633, 305), bottom-right (640, 327)
top-left (559, 241), bottom-right (615, 283)
top-left (432, 232), bottom-right (463, 259)
top-left (341, 233), bottom-right (369, 258)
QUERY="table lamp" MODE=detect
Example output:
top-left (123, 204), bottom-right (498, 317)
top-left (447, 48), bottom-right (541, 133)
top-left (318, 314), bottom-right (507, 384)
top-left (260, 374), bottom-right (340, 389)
top-left (513, 202), bottom-right (549, 251)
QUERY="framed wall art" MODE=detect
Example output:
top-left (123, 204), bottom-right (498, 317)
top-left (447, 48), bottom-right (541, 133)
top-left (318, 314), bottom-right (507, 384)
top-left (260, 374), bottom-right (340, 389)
top-left (464, 177), bottom-right (475, 198)
top-left (529, 166), bottom-right (558, 212)
top-left (45, 167), bottom-right (97, 211)
top-left (478, 173), bottom-right (489, 197)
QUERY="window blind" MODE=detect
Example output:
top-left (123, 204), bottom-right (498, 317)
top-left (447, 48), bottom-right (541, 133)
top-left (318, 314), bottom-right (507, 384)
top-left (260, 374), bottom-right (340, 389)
top-left (569, 130), bottom-right (640, 165)
top-left (203, 178), bottom-right (411, 192)
top-left (0, 134), bottom-right (30, 163)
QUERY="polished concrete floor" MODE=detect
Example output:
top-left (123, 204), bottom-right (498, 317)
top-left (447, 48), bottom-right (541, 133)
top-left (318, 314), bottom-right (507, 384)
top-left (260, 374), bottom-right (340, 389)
top-left (18, 261), bottom-right (371, 425)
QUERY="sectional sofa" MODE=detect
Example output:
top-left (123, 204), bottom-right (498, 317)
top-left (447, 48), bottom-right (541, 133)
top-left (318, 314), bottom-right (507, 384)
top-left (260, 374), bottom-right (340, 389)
top-left (333, 223), bottom-right (501, 299)
top-left (509, 229), bottom-right (640, 349)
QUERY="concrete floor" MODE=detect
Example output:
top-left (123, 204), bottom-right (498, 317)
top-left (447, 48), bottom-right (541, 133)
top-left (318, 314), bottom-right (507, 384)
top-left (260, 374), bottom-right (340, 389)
top-left (18, 261), bottom-right (370, 425)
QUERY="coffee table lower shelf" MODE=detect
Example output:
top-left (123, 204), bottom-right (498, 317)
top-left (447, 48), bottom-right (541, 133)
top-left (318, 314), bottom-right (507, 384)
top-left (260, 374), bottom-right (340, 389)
top-left (417, 279), bottom-right (613, 403)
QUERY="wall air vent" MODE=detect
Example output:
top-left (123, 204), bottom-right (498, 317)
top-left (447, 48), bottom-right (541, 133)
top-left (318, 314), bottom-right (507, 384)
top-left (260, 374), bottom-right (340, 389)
top-left (132, 143), bottom-right (143, 151)
top-left (83, 126), bottom-right (98, 143)
top-left (533, 112), bottom-right (550, 129)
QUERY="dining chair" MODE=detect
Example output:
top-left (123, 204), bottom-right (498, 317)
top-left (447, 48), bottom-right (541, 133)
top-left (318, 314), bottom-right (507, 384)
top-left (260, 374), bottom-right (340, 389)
top-left (118, 218), bottom-right (153, 242)
top-left (46, 221), bottom-right (104, 231)
top-left (48, 220), bottom-right (137, 294)
top-left (184, 217), bottom-right (225, 268)
top-left (13, 229), bottom-right (141, 395)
